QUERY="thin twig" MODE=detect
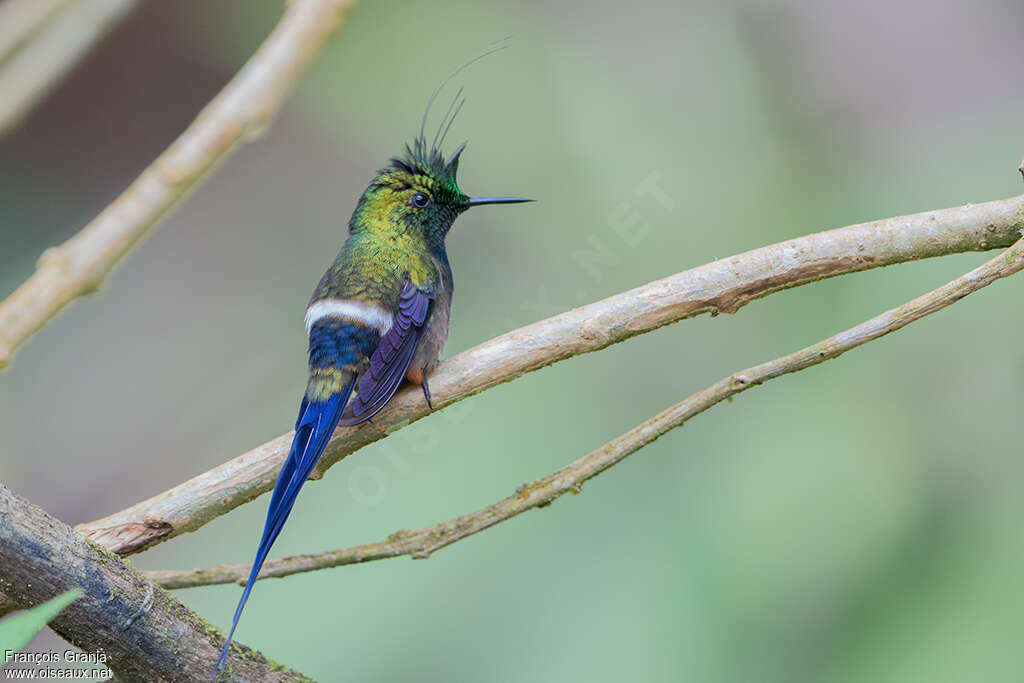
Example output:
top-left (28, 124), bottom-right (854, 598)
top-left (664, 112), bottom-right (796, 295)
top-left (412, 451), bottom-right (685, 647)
top-left (0, 482), bottom-right (310, 681)
top-left (0, 0), bottom-right (140, 135)
top-left (76, 194), bottom-right (1024, 556)
top-left (144, 236), bottom-right (1024, 590)
top-left (0, 0), bottom-right (357, 368)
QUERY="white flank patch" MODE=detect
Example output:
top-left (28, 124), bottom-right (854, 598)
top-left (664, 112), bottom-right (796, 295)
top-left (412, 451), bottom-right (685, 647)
top-left (305, 299), bottom-right (393, 335)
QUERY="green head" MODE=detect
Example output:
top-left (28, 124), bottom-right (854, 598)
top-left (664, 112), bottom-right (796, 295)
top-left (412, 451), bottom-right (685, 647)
top-left (348, 135), bottom-right (531, 248)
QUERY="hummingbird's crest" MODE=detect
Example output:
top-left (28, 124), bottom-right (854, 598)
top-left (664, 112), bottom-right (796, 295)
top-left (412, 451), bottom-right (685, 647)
top-left (390, 38), bottom-right (511, 188)
top-left (390, 135), bottom-right (463, 189)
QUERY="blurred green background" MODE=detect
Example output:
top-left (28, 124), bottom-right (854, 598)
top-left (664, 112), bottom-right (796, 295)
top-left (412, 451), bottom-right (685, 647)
top-left (2, 1), bottom-right (1023, 681)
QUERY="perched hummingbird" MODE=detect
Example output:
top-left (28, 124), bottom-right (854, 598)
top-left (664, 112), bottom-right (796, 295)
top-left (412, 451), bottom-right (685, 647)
top-left (214, 108), bottom-right (531, 671)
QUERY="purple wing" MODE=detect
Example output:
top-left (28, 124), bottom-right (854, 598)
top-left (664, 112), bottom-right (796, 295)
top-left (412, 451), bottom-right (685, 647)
top-left (339, 281), bottom-right (432, 425)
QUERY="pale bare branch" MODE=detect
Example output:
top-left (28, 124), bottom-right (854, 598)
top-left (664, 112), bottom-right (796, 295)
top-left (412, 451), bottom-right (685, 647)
top-left (131, 234), bottom-right (1024, 589)
top-left (0, 198), bottom-right (1021, 621)
top-left (76, 194), bottom-right (1024, 557)
top-left (0, 0), bottom-right (357, 369)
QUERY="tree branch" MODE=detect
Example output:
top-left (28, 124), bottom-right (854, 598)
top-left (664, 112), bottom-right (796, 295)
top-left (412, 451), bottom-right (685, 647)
top-left (0, 0), bottom-right (357, 369)
top-left (75, 194), bottom-right (1024, 557)
top-left (0, 482), bottom-right (310, 681)
top-left (1, 198), bottom-right (1021, 619)
top-left (129, 234), bottom-right (1024, 589)
top-left (0, 0), bottom-right (140, 136)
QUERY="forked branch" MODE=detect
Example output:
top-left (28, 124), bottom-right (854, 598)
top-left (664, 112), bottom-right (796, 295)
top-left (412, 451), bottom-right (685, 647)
top-left (127, 235), bottom-right (1024, 589)
top-left (76, 194), bottom-right (1024, 556)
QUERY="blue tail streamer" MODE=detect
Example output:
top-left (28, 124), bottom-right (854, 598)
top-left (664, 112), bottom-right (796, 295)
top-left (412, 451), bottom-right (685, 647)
top-left (214, 380), bottom-right (355, 675)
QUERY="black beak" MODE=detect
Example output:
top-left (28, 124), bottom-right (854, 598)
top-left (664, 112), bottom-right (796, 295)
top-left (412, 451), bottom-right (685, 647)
top-left (466, 196), bottom-right (535, 207)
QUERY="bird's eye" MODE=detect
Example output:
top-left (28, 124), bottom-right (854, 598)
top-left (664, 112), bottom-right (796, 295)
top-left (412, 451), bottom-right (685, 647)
top-left (411, 192), bottom-right (431, 208)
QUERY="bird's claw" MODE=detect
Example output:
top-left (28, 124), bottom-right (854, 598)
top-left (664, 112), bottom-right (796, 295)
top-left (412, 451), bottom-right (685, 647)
top-left (422, 377), bottom-right (433, 410)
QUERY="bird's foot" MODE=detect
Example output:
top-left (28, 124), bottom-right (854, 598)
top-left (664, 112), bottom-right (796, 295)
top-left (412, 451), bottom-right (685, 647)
top-left (422, 377), bottom-right (433, 410)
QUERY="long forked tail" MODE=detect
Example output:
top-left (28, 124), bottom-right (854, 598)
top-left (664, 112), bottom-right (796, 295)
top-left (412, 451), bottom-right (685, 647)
top-left (214, 378), bottom-right (355, 675)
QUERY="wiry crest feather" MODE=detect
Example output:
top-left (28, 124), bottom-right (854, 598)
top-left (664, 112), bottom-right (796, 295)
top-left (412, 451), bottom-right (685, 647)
top-left (388, 38), bottom-right (510, 187)
top-left (391, 136), bottom-right (458, 186)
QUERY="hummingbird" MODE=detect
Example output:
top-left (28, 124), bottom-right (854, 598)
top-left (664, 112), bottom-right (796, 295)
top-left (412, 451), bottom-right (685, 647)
top-left (214, 92), bottom-right (531, 672)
